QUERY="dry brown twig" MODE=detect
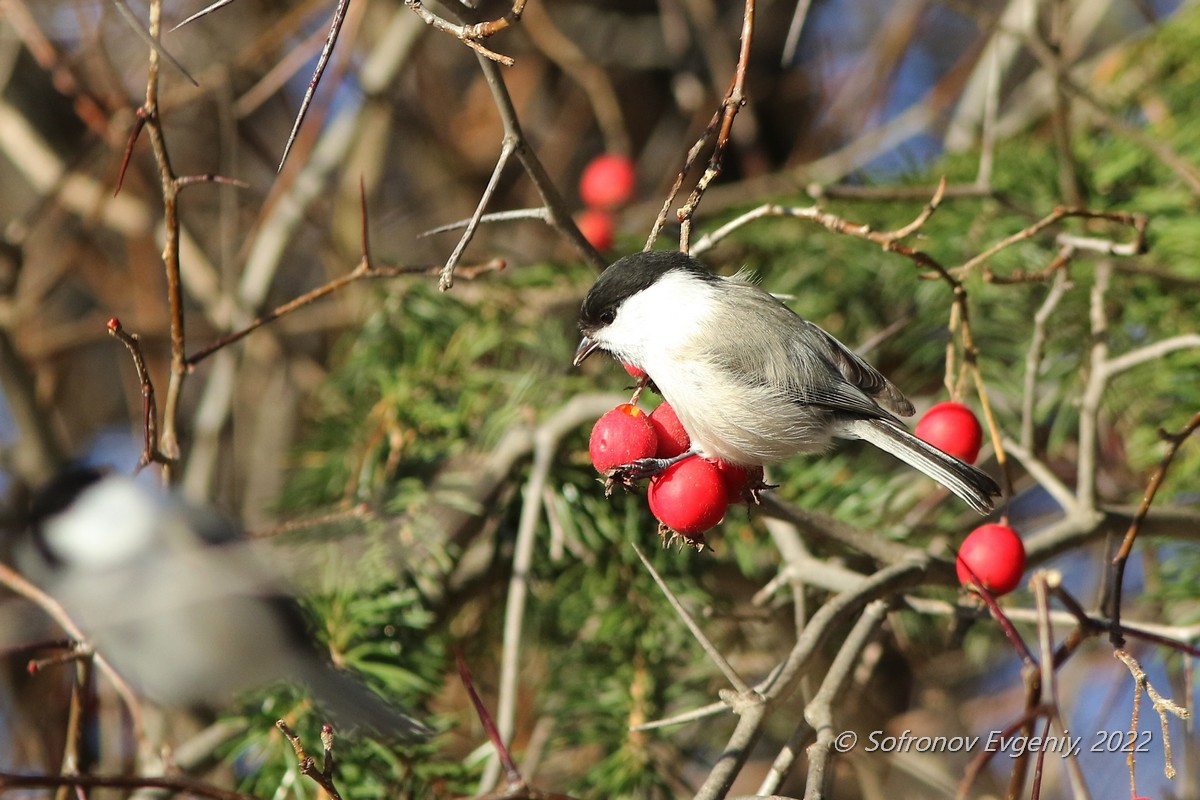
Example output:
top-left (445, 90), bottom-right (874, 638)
top-left (106, 317), bottom-right (168, 470)
top-left (1106, 411), bottom-right (1200, 646)
top-left (675, 0), bottom-right (756, 252)
top-left (647, 0), bottom-right (757, 253)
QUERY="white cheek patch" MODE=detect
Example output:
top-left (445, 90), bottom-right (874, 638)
top-left (43, 478), bottom-right (162, 571)
top-left (597, 270), bottom-right (716, 364)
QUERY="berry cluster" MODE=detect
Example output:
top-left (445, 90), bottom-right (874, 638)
top-left (588, 385), bottom-right (1023, 587)
top-left (588, 399), bottom-right (763, 547)
top-left (575, 154), bottom-right (636, 252)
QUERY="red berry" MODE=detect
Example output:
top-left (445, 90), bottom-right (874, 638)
top-left (915, 402), bottom-right (984, 464)
top-left (589, 404), bottom-right (656, 473)
top-left (579, 153), bottom-right (636, 209)
top-left (712, 460), bottom-right (763, 503)
top-left (576, 208), bottom-right (614, 251)
top-left (956, 523), bottom-right (1026, 596)
top-left (648, 401), bottom-right (690, 458)
top-left (623, 362), bottom-right (647, 380)
top-left (647, 456), bottom-right (728, 536)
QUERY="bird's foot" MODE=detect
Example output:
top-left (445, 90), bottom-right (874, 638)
top-left (601, 451), bottom-right (697, 495)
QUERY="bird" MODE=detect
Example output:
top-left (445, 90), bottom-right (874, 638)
top-left (18, 466), bottom-right (430, 740)
top-left (573, 250), bottom-right (1002, 514)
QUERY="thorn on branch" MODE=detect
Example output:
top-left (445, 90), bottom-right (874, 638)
top-left (169, 0), bottom-right (238, 32)
top-left (456, 650), bottom-right (523, 789)
top-left (278, 0), bottom-right (354, 171)
top-left (115, 108), bottom-right (148, 197)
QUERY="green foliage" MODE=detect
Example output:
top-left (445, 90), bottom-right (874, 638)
top-left (284, 275), bottom-right (585, 511)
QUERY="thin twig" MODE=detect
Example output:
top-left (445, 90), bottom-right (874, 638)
top-left (1114, 649), bottom-right (1191, 780)
top-left (0, 771), bottom-right (256, 800)
top-left (954, 207), bottom-right (1147, 278)
top-left (170, 0), bottom-right (238, 31)
top-left (632, 543), bottom-right (751, 695)
top-left (1077, 261), bottom-right (1111, 511)
top-left (107, 318), bottom-right (167, 469)
top-left (677, 0), bottom-right (756, 251)
top-left (479, 395), bottom-right (630, 792)
top-left (185, 258), bottom-right (505, 367)
top-left (140, 0), bottom-right (187, 475)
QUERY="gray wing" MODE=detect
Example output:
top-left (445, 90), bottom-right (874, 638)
top-left (797, 319), bottom-right (915, 417)
top-left (715, 278), bottom-right (915, 420)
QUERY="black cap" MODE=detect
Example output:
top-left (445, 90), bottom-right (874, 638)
top-left (579, 250), bottom-right (714, 332)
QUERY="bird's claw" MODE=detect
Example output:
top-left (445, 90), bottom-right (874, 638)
top-left (601, 455), bottom-right (685, 495)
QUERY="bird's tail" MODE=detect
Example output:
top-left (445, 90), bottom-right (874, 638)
top-left (840, 418), bottom-right (1002, 514)
top-left (298, 661), bottom-right (432, 742)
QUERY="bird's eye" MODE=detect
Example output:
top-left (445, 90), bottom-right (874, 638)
top-left (599, 309), bottom-right (616, 325)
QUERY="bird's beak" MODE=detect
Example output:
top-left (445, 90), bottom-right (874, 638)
top-left (573, 336), bottom-right (601, 367)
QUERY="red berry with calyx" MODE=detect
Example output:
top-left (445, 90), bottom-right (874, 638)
top-left (649, 401), bottom-right (690, 458)
top-left (915, 401), bottom-right (984, 464)
top-left (589, 404), bottom-right (657, 473)
top-left (623, 362), bottom-right (647, 380)
top-left (956, 523), bottom-right (1026, 596)
top-left (576, 208), bottom-right (615, 251)
top-left (647, 456), bottom-right (729, 536)
top-left (712, 460), bottom-right (764, 503)
top-left (579, 153), bottom-right (636, 209)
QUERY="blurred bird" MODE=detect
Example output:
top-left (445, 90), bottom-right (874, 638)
top-left (18, 466), bottom-right (428, 740)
